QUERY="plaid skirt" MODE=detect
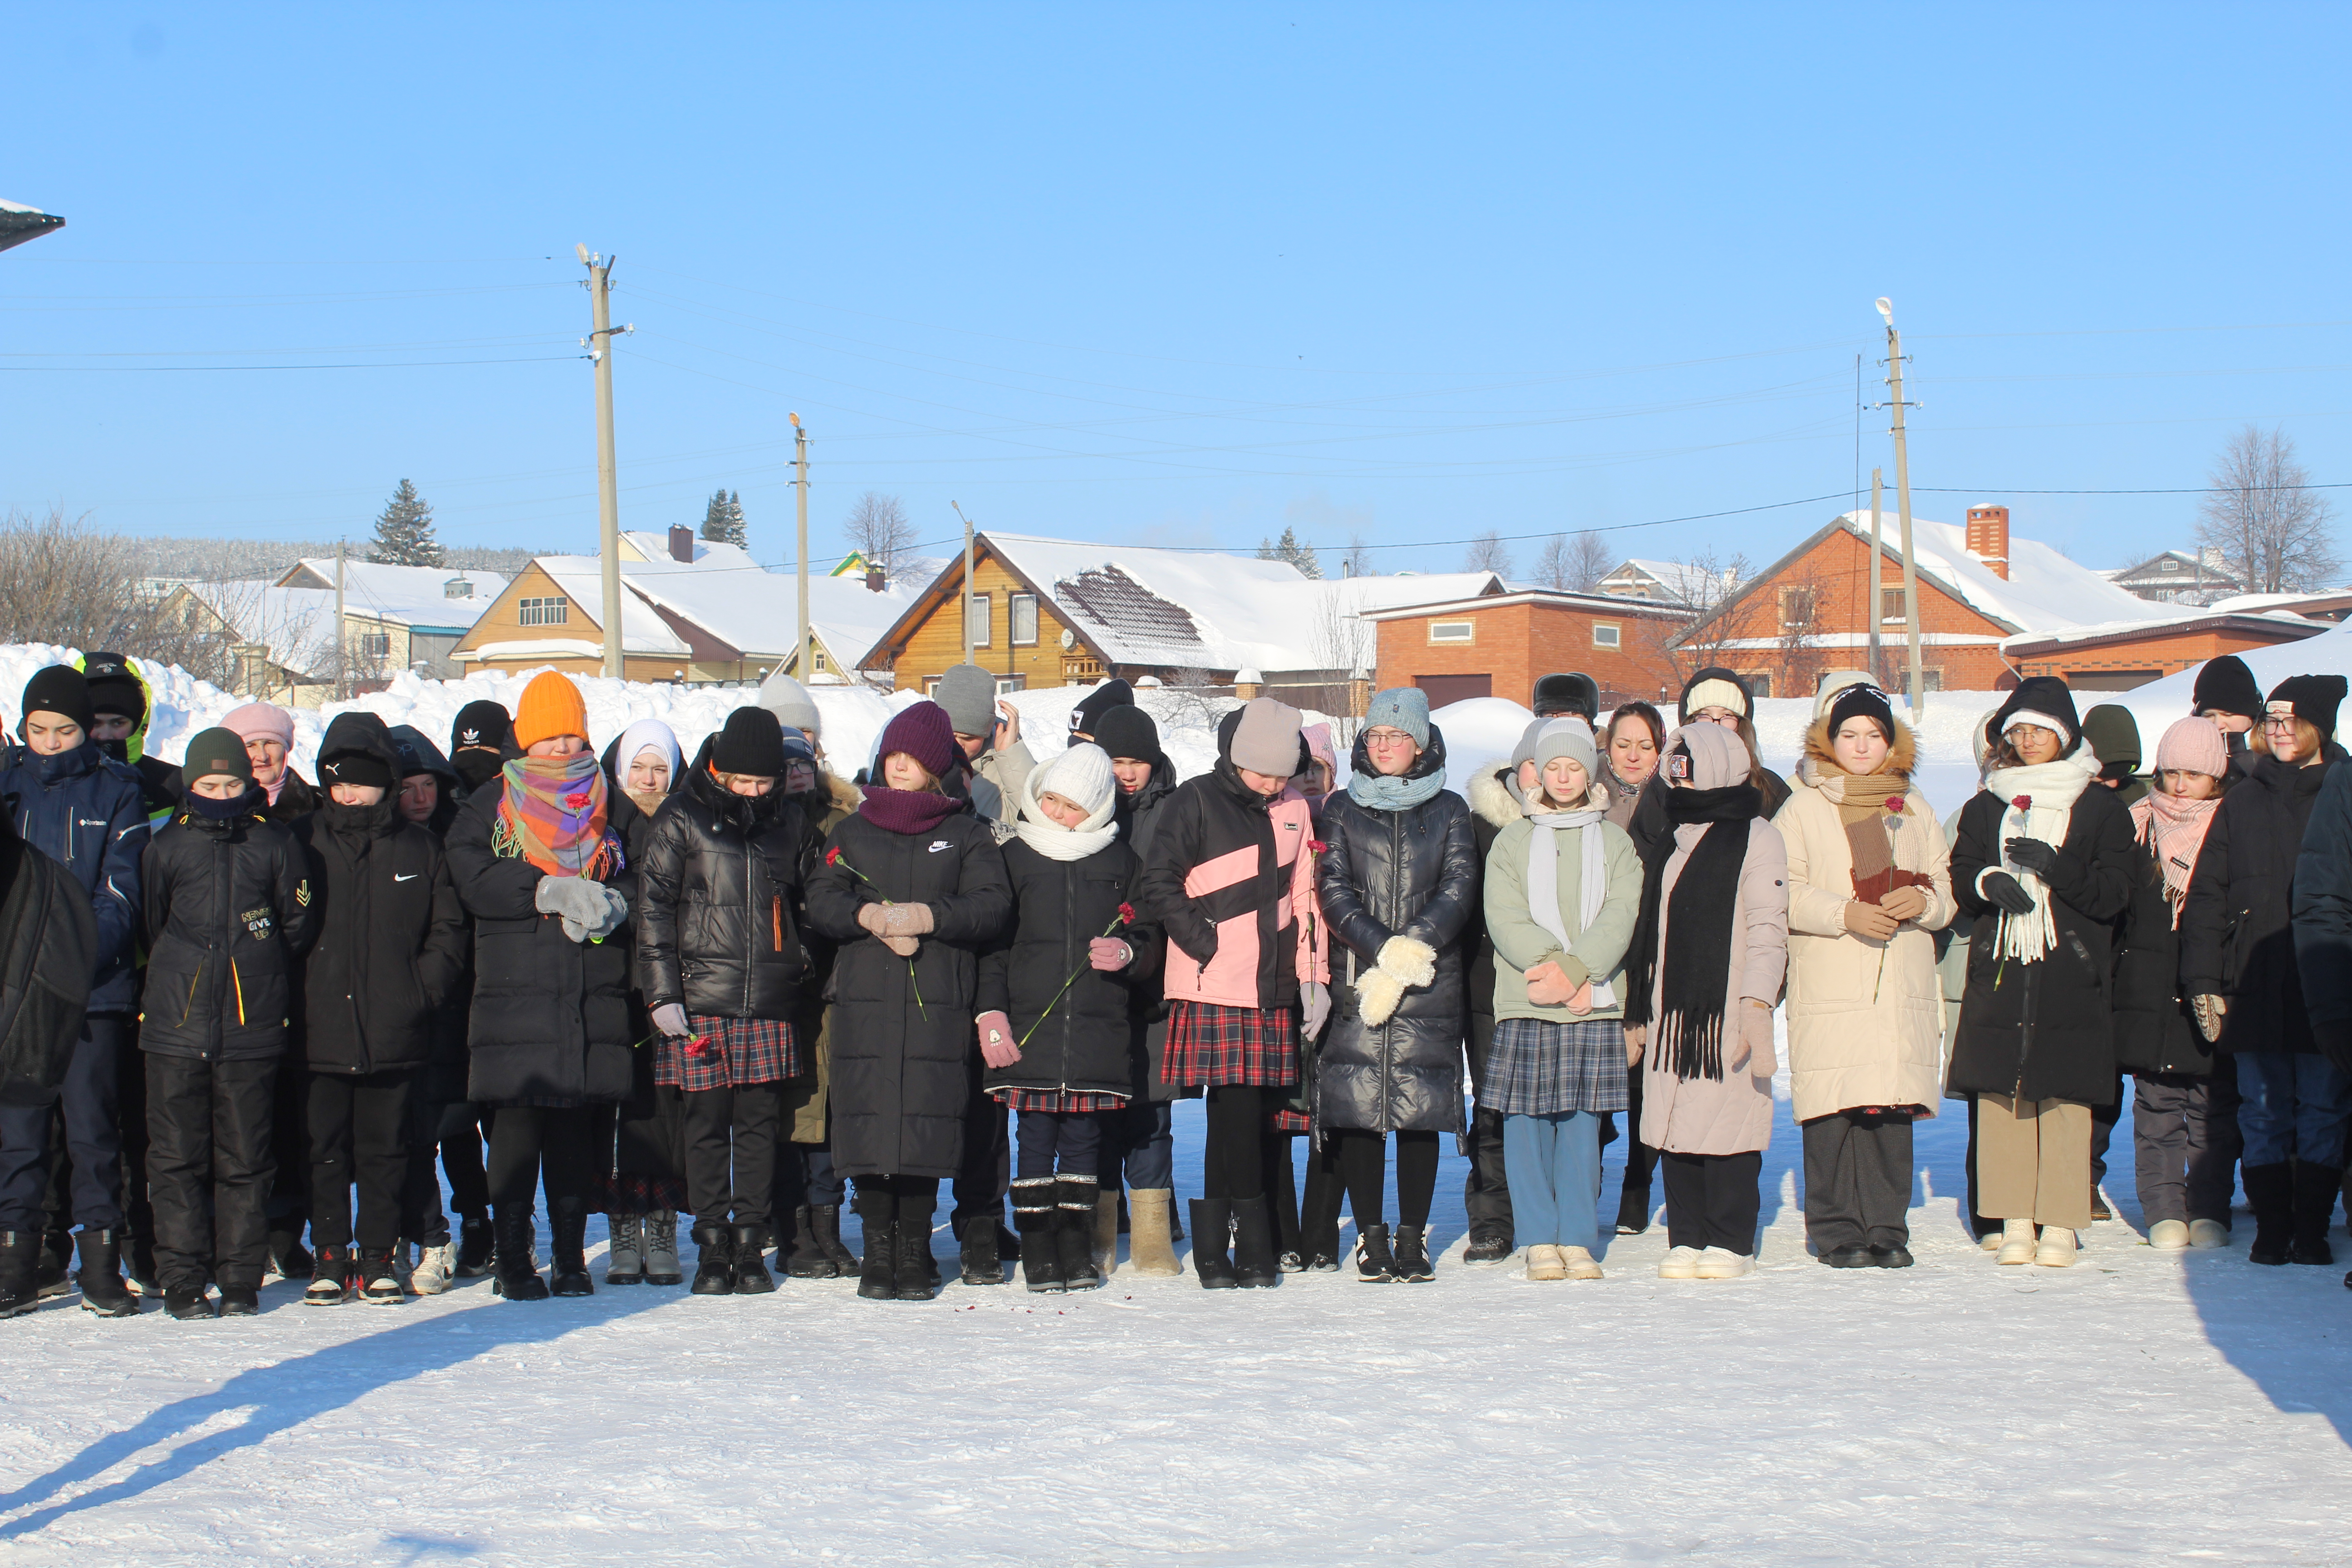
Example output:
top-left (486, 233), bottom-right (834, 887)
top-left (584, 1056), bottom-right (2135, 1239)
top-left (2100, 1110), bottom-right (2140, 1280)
top-left (1483, 1017), bottom-right (1628, 1117)
top-left (1161, 1002), bottom-right (1299, 1089)
top-left (656, 1016), bottom-right (800, 1093)
top-left (993, 1087), bottom-right (1127, 1114)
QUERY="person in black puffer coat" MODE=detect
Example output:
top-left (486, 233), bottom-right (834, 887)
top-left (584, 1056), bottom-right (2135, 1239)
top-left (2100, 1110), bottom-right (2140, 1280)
top-left (2192, 654), bottom-right (2266, 785)
top-left (444, 672), bottom-right (637, 1303)
top-left (2185, 673), bottom-right (2351, 1265)
top-left (1307, 688), bottom-right (1477, 1284)
top-left (977, 745), bottom-right (1162, 1293)
top-left (1948, 678), bottom-right (2135, 1269)
top-left (0, 813), bottom-right (98, 1318)
top-left (637, 708), bottom-right (823, 1298)
top-left (1097, 703), bottom-right (1189, 1273)
top-left (137, 730), bottom-right (317, 1319)
top-left (805, 701), bottom-right (1012, 1303)
top-left (292, 714), bottom-right (467, 1306)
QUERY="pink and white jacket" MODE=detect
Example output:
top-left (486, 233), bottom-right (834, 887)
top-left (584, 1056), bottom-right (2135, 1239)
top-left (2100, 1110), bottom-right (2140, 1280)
top-left (1140, 768), bottom-right (1329, 1012)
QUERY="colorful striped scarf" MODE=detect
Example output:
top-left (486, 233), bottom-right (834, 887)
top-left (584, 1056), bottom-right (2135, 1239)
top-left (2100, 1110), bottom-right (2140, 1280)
top-left (493, 751), bottom-right (619, 878)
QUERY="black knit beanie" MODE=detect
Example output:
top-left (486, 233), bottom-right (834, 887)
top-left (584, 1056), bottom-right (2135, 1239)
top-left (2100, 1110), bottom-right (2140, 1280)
top-left (20, 666), bottom-right (94, 734)
top-left (1826, 683), bottom-right (1897, 744)
top-left (181, 726), bottom-right (256, 786)
top-left (2193, 655), bottom-right (2264, 721)
top-left (713, 706), bottom-right (788, 776)
top-left (450, 699), bottom-right (514, 755)
top-left (2269, 674), bottom-right (2348, 742)
top-left (319, 750), bottom-right (396, 792)
top-left (1093, 704), bottom-right (1162, 764)
top-left (1070, 679), bottom-right (1136, 738)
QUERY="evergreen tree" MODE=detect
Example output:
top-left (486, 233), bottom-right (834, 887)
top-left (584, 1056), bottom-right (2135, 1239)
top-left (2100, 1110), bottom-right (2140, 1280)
top-left (701, 488), bottom-right (748, 547)
top-left (367, 479), bottom-right (443, 567)
top-left (1265, 524), bottom-right (1321, 579)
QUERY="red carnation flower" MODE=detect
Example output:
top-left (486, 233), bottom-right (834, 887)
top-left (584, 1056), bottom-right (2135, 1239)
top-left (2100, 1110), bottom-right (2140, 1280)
top-left (564, 793), bottom-right (591, 810)
top-left (1308, 839), bottom-right (1329, 855)
top-left (1117, 902), bottom-right (1136, 926)
top-left (1884, 796), bottom-right (1906, 814)
top-left (2011, 794), bottom-right (2033, 812)
top-left (825, 845), bottom-right (842, 866)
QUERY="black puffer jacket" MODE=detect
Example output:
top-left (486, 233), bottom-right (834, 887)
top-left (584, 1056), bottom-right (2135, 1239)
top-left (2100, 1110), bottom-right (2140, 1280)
top-left (1313, 730), bottom-right (1478, 1134)
top-left (0, 829), bottom-right (97, 1101)
top-left (2182, 746), bottom-right (2344, 1054)
top-left (979, 836), bottom-right (1161, 1099)
top-left (445, 777), bottom-right (637, 1106)
top-left (636, 762), bottom-right (823, 1020)
top-left (1946, 781), bottom-right (2135, 1104)
top-left (2294, 760), bottom-right (2352, 1060)
top-left (139, 794), bottom-right (317, 1063)
top-left (1114, 755), bottom-right (1187, 1102)
top-left (805, 803), bottom-right (1011, 1180)
top-left (2111, 832), bottom-right (2215, 1077)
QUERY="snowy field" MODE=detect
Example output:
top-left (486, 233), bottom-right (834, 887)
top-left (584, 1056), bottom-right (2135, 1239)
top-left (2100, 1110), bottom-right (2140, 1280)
top-left (5, 635), bottom-right (2352, 1562)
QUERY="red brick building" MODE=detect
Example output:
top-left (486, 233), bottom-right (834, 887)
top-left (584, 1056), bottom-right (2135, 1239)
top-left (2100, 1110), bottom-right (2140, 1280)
top-left (1365, 590), bottom-right (1689, 708)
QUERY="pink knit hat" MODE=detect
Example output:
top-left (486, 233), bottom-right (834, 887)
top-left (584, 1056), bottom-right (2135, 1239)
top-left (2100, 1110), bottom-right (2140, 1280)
top-left (221, 701), bottom-right (294, 746)
top-left (2154, 716), bottom-right (2230, 779)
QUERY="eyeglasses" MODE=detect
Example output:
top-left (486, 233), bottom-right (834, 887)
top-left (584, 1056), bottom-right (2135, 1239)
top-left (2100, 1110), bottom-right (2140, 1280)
top-left (2263, 716), bottom-right (2300, 730)
top-left (1363, 729), bottom-right (1416, 747)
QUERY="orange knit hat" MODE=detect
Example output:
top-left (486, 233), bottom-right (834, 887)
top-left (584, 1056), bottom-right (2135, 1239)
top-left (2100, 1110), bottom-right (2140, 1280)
top-left (513, 671), bottom-right (589, 750)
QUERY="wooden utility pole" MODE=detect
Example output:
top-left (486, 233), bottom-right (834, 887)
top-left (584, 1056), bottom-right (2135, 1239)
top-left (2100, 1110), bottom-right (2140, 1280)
top-left (580, 244), bottom-right (628, 679)
top-left (1879, 299), bottom-right (1925, 716)
top-left (791, 413), bottom-right (811, 681)
top-left (334, 538), bottom-right (347, 699)
top-left (953, 501), bottom-right (976, 665)
top-left (1868, 469), bottom-right (1885, 685)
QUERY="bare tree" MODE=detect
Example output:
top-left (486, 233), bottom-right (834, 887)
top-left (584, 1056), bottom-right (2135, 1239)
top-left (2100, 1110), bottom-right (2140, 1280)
top-left (0, 509), bottom-right (248, 685)
top-left (1339, 534), bottom-right (1374, 578)
top-left (844, 491), bottom-right (917, 579)
top-left (1532, 535), bottom-right (1571, 589)
top-left (1634, 546), bottom-right (1757, 693)
top-left (2196, 425), bottom-right (2340, 594)
top-left (1464, 529), bottom-right (1513, 576)
top-left (1570, 531), bottom-right (1613, 593)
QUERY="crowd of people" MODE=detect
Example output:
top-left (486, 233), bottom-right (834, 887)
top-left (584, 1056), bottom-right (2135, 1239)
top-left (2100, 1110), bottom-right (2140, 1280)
top-left (3, 643), bottom-right (2351, 1318)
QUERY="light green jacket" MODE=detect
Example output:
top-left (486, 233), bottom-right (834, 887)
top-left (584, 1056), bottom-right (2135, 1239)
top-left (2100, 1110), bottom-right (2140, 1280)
top-left (1483, 816), bottom-right (1645, 1023)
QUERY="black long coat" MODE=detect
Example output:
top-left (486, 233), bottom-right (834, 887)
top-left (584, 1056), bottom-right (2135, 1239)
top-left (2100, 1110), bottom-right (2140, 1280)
top-left (1114, 756), bottom-right (1188, 1102)
top-left (805, 806), bottom-right (1011, 1181)
top-left (2181, 748), bottom-right (2344, 1055)
top-left (2111, 834), bottom-right (2215, 1077)
top-left (1312, 735), bottom-right (1478, 1135)
top-left (1946, 782), bottom-right (2135, 1104)
top-left (978, 836), bottom-right (1161, 1100)
top-left (292, 799), bottom-right (468, 1076)
top-left (636, 764), bottom-right (823, 1021)
top-left (445, 779), bottom-right (637, 1107)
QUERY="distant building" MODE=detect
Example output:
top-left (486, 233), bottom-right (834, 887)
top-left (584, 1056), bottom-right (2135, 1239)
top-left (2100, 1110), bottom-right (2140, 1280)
top-left (1595, 557), bottom-right (1741, 607)
top-left (273, 559), bottom-right (507, 680)
top-left (1364, 589), bottom-right (1689, 708)
top-left (2109, 547), bottom-right (2241, 606)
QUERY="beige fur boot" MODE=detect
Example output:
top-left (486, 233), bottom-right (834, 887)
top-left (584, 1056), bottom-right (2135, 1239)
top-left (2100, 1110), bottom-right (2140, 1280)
top-left (1095, 1192), bottom-right (1121, 1278)
top-left (1127, 1189), bottom-right (1182, 1276)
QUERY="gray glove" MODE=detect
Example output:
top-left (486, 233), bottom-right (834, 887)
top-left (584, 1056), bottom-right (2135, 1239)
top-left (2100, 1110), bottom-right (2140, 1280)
top-left (652, 1002), bottom-right (691, 1040)
top-left (587, 884), bottom-right (630, 941)
top-left (1301, 980), bottom-right (1331, 1041)
top-left (535, 876), bottom-right (627, 943)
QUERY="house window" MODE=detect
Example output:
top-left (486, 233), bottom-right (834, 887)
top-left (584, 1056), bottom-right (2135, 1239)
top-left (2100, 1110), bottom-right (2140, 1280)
top-left (1592, 622), bottom-right (1621, 649)
top-left (1428, 620), bottom-right (1475, 645)
top-left (1737, 671), bottom-right (1774, 698)
top-left (1009, 593), bottom-right (1039, 646)
top-left (519, 596), bottom-right (568, 627)
top-left (1892, 667), bottom-right (1944, 695)
top-left (444, 577), bottom-right (473, 600)
top-left (1882, 587), bottom-right (1908, 622)
top-left (967, 593), bottom-right (992, 648)
top-left (355, 631), bottom-right (391, 661)
top-left (1778, 588), bottom-right (1816, 627)
top-left (998, 675), bottom-right (1026, 694)
top-left (812, 647), bottom-right (829, 672)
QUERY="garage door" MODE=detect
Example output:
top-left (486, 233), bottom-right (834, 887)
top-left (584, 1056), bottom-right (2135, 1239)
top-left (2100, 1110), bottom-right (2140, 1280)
top-left (1416, 674), bottom-right (1492, 706)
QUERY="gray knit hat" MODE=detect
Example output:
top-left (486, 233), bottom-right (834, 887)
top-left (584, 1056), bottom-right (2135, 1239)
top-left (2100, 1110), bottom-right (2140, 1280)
top-left (1364, 686), bottom-right (1431, 747)
top-left (756, 669), bottom-right (822, 740)
top-left (1531, 717), bottom-right (1598, 781)
top-left (1229, 696), bottom-right (1304, 776)
top-left (934, 663), bottom-right (999, 738)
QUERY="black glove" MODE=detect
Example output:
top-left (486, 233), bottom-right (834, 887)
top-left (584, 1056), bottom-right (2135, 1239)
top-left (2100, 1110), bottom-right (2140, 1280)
top-left (1980, 871), bottom-right (2037, 916)
top-left (2003, 837), bottom-right (2058, 877)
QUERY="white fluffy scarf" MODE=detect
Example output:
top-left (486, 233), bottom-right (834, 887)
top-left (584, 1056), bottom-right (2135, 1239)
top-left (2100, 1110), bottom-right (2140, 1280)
top-left (1012, 765), bottom-right (1119, 862)
top-left (1980, 751), bottom-right (2097, 963)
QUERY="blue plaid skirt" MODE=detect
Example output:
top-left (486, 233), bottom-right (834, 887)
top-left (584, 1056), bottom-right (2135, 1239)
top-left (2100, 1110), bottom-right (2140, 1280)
top-left (1483, 1018), bottom-right (1627, 1117)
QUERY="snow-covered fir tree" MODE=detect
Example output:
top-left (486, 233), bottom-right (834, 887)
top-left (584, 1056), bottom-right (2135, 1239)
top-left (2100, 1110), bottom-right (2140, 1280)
top-left (701, 489), bottom-right (747, 546)
top-left (1255, 524), bottom-right (1321, 579)
top-left (368, 479), bottom-right (444, 567)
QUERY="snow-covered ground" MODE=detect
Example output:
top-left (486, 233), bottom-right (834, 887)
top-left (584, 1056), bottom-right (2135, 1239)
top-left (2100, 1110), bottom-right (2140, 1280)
top-left (5, 644), bottom-right (2352, 1561)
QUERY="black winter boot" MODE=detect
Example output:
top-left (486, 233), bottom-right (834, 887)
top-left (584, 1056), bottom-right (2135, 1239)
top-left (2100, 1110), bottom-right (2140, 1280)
top-left (1190, 1199), bottom-right (1236, 1289)
top-left (784, 1205), bottom-right (833, 1279)
top-left (855, 1200), bottom-right (897, 1300)
top-left (358, 1249), bottom-right (404, 1304)
top-left (217, 1285), bottom-right (260, 1316)
top-left (454, 1214), bottom-right (495, 1278)
top-left (2245, 1162), bottom-right (2294, 1266)
top-left (548, 1199), bottom-right (593, 1296)
top-left (305, 1245), bottom-right (351, 1306)
top-left (126, 1232), bottom-right (161, 1298)
top-left (1392, 1224), bottom-right (1434, 1283)
top-left (732, 1224), bottom-right (776, 1294)
top-left (1016, 1208), bottom-right (1063, 1293)
top-left (0, 1229), bottom-right (42, 1317)
top-left (2292, 1163), bottom-right (2343, 1265)
top-left (1354, 1222), bottom-right (1396, 1283)
top-left (165, 1285), bottom-right (216, 1320)
top-left (75, 1228), bottom-right (139, 1317)
top-left (1231, 1196), bottom-right (1280, 1289)
top-left (811, 1204), bottom-right (859, 1275)
top-left (37, 1227), bottom-right (71, 1298)
top-left (491, 1208), bottom-right (549, 1300)
top-left (1057, 1177), bottom-right (1102, 1290)
top-left (894, 1201), bottom-right (938, 1300)
top-left (958, 1212), bottom-right (1004, 1287)
top-left (691, 1224), bottom-right (736, 1295)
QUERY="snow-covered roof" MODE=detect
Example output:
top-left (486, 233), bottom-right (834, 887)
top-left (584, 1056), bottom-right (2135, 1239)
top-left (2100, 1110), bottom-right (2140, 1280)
top-left (177, 580), bottom-right (340, 676)
top-left (982, 533), bottom-right (1315, 672)
top-left (617, 557), bottom-right (916, 666)
top-left (1599, 557), bottom-right (1740, 605)
top-left (277, 560), bottom-right (507, 632)
top-left (506, 559), bottom-right (694, 657)
top-left (1829, 512), bottom-right (2174, 635)
top-left (2002, 608), bottom-right (2330, 653)
top-left (615, 532), bottom-right (762, 571)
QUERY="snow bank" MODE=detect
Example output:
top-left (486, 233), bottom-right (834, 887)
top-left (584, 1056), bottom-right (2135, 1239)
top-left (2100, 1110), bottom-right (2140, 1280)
top-left (2107, 621), bottom-right (2352, 753)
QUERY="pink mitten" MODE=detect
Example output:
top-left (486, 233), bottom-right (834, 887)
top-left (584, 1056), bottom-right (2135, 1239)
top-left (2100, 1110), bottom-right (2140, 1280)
top-left (977, 1010), bottom-right (1020, 1068)
top-left (1565, 981), bottom-right (1593, 1015)
top-left (1088, 936), bottom-right (1133, 971)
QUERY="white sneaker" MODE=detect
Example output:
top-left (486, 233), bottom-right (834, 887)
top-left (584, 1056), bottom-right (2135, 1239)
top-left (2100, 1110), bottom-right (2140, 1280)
top-left (2147, 1219), bottom-right (2190, 1251)
top-left (2188, 1218), bottom-right (2231, 1250)
top-left (1559, 1246), bottom-right (1604, 1280)
top-left (1994, 1218), bottom-right (2038, 1265)
top-left (411, 1240), bottom-right (456, 1294)
top-left (1979, 1230), bottom-right (2002, 1252)
top-left (1695, 1246), bottom-right (1754, 1279)
top-left (1657, 1245), bottom-right (1703, 1279)
top-left (2034, 1226), bottom-right (2078, 1267)
top-left (390, 1243), bottom-right (416, 1294)
top-left (1524, 1244), bottom-right (1566, 1281)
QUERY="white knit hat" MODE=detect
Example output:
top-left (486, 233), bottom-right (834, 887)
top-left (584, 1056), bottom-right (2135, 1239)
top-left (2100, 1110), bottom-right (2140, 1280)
top-left (1033, 742), bottom-right (1116, 819)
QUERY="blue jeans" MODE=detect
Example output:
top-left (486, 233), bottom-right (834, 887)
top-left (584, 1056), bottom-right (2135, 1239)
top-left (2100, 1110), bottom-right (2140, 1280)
top-left (1103, 1101), bottom-right (1174, 1191)
top-left (2237, 1052), bottom-right (2352, 1169)
top-left (0, 1017), bottom-right (126, 1231)
top-left (1502, 1110), bottom-right (1602, 1250)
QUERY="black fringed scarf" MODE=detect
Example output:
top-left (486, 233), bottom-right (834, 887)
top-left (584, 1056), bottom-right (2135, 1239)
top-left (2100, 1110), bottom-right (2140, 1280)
top-left (1622, 781), bottom-right (1759, 1082)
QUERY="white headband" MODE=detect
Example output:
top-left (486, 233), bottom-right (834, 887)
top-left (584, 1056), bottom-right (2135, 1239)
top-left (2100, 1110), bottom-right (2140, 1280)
top-left (2003, 708), bottom-right (2074, 744)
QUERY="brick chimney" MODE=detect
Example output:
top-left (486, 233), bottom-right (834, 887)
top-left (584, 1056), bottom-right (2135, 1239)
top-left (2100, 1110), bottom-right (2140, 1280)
top-left (668, 524), bottom-right (695, 564)
top-left (1965, 504), bottom-right (2009, 580)
top-left (866, 568), bottom-right (886, 593)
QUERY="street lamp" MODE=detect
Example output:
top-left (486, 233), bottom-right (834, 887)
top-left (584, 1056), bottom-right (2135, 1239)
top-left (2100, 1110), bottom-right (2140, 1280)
top-left (0, 200), bottom-right (64, 256)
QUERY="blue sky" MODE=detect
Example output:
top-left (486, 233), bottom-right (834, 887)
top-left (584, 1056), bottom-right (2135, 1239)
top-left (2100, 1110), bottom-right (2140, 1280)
top-left (5, 5), bottom-right (2349, 577)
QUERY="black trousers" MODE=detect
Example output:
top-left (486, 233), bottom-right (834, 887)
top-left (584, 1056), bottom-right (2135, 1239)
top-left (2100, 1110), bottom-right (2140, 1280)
top-left (485, 1106), bottom-right (596, 1209)
top-left (118, 1020), bottom-right (153, 1250)
top-left (949, 1072), bottom-right (1011, 1238)
top-left (146, 1054), bottom-right (279, 1291)
top-left (1201, 1085), bottom-right (1276, 1201)
top-left (1463, 1012), bottom-right (1514, 1241)
top-left (1014, 1108), bottom-right (1103, 1180)
top-left (0, 1015), bottom-right (128, 1231)
top-left (306, 1068), bottom-right (414, 1253)
top-left (440, 1102), bottom-right (493, 1218)
top-left (1803, 1110), bottom-right (1914, 1252)
top-left (1661, 1149), bottom-right (1763, 1255)
top-left (678, 1082), bottom-right (781, 1228)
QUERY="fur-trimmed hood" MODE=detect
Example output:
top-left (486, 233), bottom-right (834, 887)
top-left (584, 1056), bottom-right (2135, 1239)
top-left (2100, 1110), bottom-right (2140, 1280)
top-left (1798, 712), bottom-right (1918, 787)
top-left (1468, 759), bottom-right (1522, 829)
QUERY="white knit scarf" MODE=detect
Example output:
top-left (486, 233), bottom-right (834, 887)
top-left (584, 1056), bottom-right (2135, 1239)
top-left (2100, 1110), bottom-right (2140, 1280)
top-left (1012, 766), bottom-right (1119, 862)
top-left (1525, 806), bottom-right (1615, 1009)
top-left (1980, 751), bottom-right (2097, 963)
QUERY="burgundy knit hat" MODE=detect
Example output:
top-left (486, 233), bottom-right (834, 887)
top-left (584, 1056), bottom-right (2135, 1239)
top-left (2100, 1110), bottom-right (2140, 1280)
top-left (877, 700), bottom-right (959, 781)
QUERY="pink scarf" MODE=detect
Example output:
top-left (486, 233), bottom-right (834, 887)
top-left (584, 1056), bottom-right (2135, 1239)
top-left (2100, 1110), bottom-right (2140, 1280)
top-left (2130, 789), bottom-right (2219, 926)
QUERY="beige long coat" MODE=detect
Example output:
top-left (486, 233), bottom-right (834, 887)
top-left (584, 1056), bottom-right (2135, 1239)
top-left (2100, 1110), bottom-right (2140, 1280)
top-left (1774, 724), bottom-right (1956, 1124)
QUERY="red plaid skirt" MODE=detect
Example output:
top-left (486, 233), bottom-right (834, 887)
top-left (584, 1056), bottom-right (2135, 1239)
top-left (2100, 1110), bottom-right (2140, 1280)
top-left (657, 1015), bottom-right (801, 1092)
top-left (993, 1087), bottom-right (1127, 1114)
top-left (1271, 1108), bottom-right (1309, 1133)
top-left (1161, 1002), bottom-right (1299, 1089)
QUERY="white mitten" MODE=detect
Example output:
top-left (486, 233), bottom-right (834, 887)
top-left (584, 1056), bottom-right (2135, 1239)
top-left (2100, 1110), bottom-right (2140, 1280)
top-left (1355, 965), bottom-right (1410, 1026)
top-left (1374, 935), bottom-right (1436, 989)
